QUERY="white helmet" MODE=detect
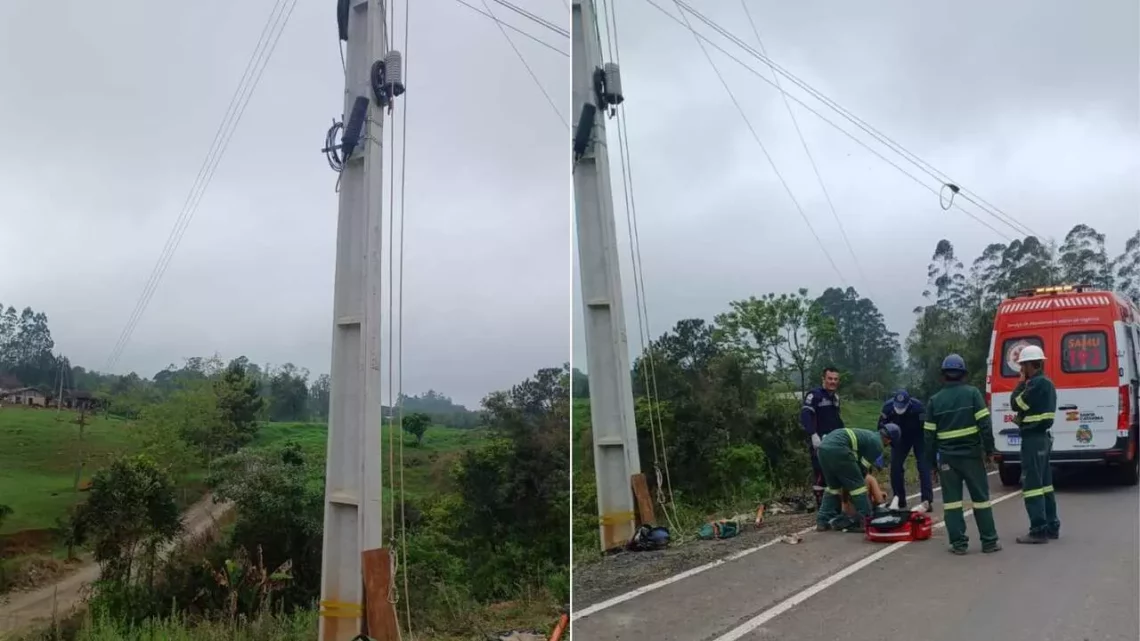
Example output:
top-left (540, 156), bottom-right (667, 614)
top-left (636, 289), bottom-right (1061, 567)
top-left (1016, 345), bottom-right (1046, 363)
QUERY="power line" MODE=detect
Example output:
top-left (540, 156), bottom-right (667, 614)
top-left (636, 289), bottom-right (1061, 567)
top-left (672, 0), bottom-right (1038, 240)
top-left (480, 0), bottom-right (568, 127)
top-left (449, 0), bottom-right (568, 56)
top-left (606, 0), bottom-right (682, 534)
top-left (668, 0), bottom-right (849, 285)
top-left (103, 0), bottom-right (298, 372)
top-left (638, 0), bottom-right (1014, 242)
top-left (739, 0), bottom-right (873, 297)
top-left (485, 0), bottom-right (569, 38)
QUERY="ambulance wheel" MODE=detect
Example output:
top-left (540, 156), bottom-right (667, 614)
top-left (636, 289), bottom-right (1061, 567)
top-left (998, 462), bottom-right (1020, 487)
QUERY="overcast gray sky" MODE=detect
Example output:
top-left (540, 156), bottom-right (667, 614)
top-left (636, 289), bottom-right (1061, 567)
top-left (574, 0), bottom-right (1140, 370)
top-left (0, 0), bottom-right (569, 408)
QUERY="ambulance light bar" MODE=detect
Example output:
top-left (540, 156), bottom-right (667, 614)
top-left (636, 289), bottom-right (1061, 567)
top-left (1014, 284), bottom-right (1095, 298)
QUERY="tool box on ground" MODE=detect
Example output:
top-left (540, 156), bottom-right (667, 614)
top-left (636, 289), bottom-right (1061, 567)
top-left (864, 509), bottom-right (933, 543)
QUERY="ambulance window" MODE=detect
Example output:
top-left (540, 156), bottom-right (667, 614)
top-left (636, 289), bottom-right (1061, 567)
top-left (1001, 336), bottom-right (1044, 378)
top-left (1061, 331), bottom-right (1109, 373)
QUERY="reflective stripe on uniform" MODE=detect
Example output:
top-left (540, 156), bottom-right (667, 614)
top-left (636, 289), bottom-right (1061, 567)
top-left (974, 501), bottom-right (992, 509)
top-left (848, 486), bottom-right (868, 496)
top-left (1014, 394), bottom-right (1030, 411)
top-left (923, 421), bottom-right (937, 431)
top-left (974, 408), bottom-right (990, 420)
top-left (937, 426), bottom-right (980, 440)
top-left (826, 487), bottom-right (842, 495)
top-left (1042, 485), bottom-right (1055, 494)
top-left (1023, 487), bottom-right (1046, 498)
top-left (944, 501), bottom-right (963, 510)
top-left (1022, 413), bottom-right (1053, 424)
top-left (844, 428), bottom-right (873, 469)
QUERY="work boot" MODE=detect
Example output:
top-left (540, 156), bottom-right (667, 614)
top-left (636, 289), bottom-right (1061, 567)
top-left (815, 523), bottom-right (831, 532)
top-left (1016, 533), bottom-right (1049, 545)
top-left (982, 543), bottom-right (1002, 554)
top-left (1046, 530), bottom-right (1060, 540)
top-left (949, 547), bottom-right (968, 556)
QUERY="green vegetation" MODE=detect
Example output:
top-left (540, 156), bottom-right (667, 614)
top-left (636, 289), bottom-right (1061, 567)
top-left (0, 410), bottom-right (141, 534)
top-left (573, 226), bottom-right (1138, 560)
top-left (1, 302), bottom-right (567, 640)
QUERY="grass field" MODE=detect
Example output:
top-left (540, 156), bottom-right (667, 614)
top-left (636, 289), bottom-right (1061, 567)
top-left (254, 421), bottom-right (488, 499)
top-left (0, 408), bottom-right (143, 535)
top-left (0, 408), bottom-right (485, 537)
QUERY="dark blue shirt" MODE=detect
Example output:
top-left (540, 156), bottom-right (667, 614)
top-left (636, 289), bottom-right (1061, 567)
top-left (877, 398), bottom-right (925, 434)
top-left (800, 387), bottom-right (845, 436)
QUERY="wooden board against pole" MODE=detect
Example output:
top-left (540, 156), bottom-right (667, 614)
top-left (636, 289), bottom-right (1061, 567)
top-left (631, 473), bottom-right (656, 526)
top-left (361, 548), bottom-right (400, 641)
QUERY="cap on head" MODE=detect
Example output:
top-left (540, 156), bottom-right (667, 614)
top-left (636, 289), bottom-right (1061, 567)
top-left (891, 390), bottom-right (910, 413)
top-left (1016, 344), bottom-right (1047, 364)
top-left (941, 353), bottom-right (967, 373)
top-left (879, 422), bottom-right (902, 444)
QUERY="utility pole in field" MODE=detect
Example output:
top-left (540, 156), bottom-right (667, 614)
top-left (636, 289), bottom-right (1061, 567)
top-left (571, 0), bottom-right (641, 552)
top-left (319, 0), bottom-right (403, 639)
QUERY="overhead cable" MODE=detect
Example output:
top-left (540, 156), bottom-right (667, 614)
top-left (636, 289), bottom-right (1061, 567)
top-left (639, 0), bottom-right (1013, 242)
top-left (668, 0), bottom-right (849, 285)
top-left (673, 0), bottom-right (1038, 240)
top-left (739, 0), bottom-right (874, 297)
top-left (103, 0), bottom-right (299, 372)
top-left (480, 0), bottom-right (568, 127)
top-left (450, 0), bottom-right (568, 56)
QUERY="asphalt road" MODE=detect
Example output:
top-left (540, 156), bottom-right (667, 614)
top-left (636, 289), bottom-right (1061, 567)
top-left (573, 471), bottom-right (1139, 641)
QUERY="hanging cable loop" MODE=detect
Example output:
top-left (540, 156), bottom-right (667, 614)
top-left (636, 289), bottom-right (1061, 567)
top-left (939, 182), bottom-right (960, 210)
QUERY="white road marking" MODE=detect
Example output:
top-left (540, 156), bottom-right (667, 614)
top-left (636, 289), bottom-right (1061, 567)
top-left (710, 487), bottom-right (1024, 641)
top-left (571, 471), bottom-right (999, 621)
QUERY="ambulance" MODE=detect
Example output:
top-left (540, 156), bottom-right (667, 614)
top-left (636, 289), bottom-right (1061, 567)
top-left (986, 285), bottom-right (1140, 486)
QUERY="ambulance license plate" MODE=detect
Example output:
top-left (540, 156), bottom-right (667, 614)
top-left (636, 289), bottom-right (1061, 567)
top-left (1007, 435), bottom-right (1021, 446)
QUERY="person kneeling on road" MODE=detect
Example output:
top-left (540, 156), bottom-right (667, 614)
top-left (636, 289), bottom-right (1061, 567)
top-left (924, 353), bottom-right (1001, 555)
top-left (816, 425), bottom-right (894, 533)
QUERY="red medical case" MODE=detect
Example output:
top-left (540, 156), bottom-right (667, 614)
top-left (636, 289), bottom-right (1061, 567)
top-left (864, 511), bottom-right (933, 543)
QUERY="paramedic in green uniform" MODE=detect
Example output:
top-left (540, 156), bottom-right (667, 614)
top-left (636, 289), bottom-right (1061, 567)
top-left (815, 425), bottom-right (893, 532)
top-left (1010, 344), bottom-right (1061, 544)
top-left (923, 354), bottom-right (1001, 555)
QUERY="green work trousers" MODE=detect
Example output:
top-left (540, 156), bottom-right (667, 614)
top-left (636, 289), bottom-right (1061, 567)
top-left (939, 454), bottom-right (999, 552)
top-left (1020, 432), bottom-right (1060, 537)
top-left (816, 444), bottom-right (872, 527)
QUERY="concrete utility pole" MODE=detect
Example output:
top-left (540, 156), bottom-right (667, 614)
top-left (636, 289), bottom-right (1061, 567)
top-left (571, 0), bottom-right (642, 552)
top-left (319, 1), bottom-right (396, 639)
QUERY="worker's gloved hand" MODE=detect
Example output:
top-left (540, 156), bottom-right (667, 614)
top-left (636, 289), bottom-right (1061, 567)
top-left (811, 433), bottom-right (822, 450)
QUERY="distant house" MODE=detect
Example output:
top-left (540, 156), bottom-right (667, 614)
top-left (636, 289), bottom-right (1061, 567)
top-left (63, 389), bottom-right (96, 411)
top-left (0, 387), bottom-right (48, 407)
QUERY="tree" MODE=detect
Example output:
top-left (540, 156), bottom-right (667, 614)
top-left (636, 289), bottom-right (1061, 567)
top-left (1058, 224), bottom-right (1114, 289)
top-left (309, 374), bottom-right (331, 420)
top-left (813, 287), bottom-right (900, 395)
top-left (73, 455), bottom-right (182, 583)
top-left (268, 363), bottom-right (310, 422)
top-left (1115, 229), bottom-right (1140, 304)
top-left (571, 367), bottom-right (590, 398)
top-left (215, 361), bottom-right (264, 451)
top-left (208, 443), bottom-right (324, 608)
top-left (716, 289), bottom-right (837, 394)
top-left (402, 412), bottom-right (431, 445)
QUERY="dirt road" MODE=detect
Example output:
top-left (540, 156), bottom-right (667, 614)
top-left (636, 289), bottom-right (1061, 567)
top-left (0, 495), bottom-right (232, 637)
top-left (573, 470), bottom-right (1140, 641)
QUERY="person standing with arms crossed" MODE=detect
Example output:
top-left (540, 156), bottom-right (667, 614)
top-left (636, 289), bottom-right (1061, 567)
top-left (1009, 344), bottom-right (1061, 544)
top-left (924, 354), bottom-right (1001, 555)
top-left (801, 367), bottom-right (845, 510)
top-left (878, 389), bottom-right (934, 512)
